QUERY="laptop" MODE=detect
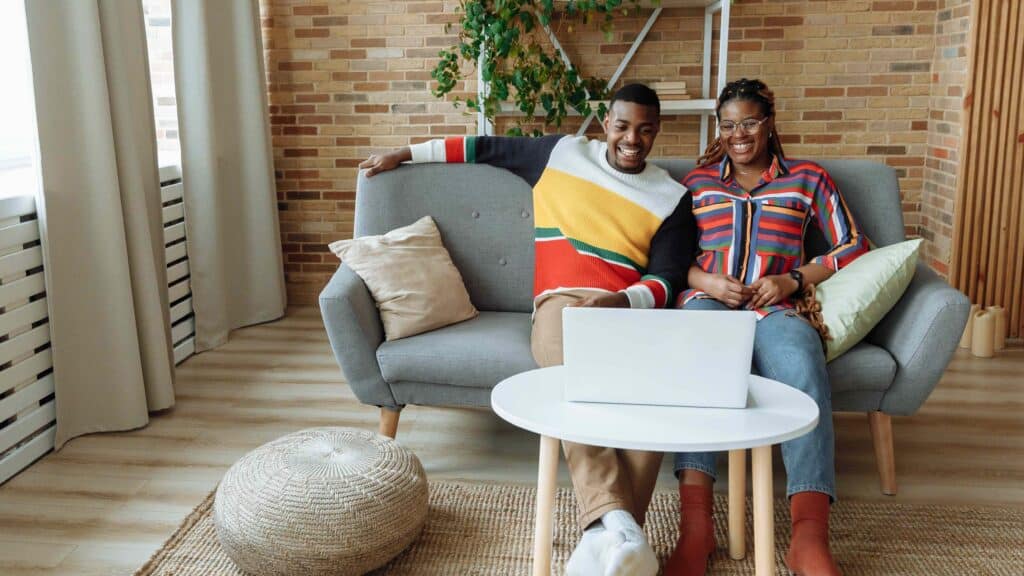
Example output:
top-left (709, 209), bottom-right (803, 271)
top-left (562, 307), bottom-right (757, 408)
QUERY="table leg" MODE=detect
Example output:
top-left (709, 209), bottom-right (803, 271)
top-left (533, 435), bottom-right (560, 576)
top-left (752, 445), bottom-right (774, 576)
top-left (728, 449), bottom-right (746, 560)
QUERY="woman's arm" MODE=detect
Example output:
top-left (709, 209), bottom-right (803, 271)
top-left (746, 263), bottom-right (832, 310)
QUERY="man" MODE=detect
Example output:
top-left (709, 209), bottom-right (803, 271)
top-left (360, 84), bottom-right (695, 576)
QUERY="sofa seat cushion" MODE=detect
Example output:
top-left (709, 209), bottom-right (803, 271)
top-left (826, 341), bottom-right (897, 395)
top-left (377, 311), bottom-right (537, 389)
top-left (377, 311), bottom-right (896, 397)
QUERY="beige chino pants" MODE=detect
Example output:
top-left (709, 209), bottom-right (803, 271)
top-left (530, 290), bottom-right (663, 529)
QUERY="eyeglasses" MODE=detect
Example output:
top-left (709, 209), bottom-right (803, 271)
top-left (718, 117), bottom-right (769, 136)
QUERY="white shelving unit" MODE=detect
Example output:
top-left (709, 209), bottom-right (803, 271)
top-left (480, 0), bottom-right (731, 152)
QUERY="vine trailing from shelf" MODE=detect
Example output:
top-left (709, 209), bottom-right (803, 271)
top-left (431, 0), bottom-right (661, 136)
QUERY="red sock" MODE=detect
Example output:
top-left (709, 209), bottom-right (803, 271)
top-left (785, 491), bottom-right (842, 576)
top-left (664, 483), bottom-right (716, 576)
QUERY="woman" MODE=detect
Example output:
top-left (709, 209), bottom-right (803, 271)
top-left (665, 79), bottom-right (868, 576)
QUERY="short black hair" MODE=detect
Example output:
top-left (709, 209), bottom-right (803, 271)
top-left (609, 83), bottom-right (660, 115)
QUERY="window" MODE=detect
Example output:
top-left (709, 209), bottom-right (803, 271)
top-left (143, 0), bottom-right (180, 169)
top-left (0, 0), bottom-right (39, 199)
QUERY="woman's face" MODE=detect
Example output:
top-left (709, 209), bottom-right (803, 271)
top-left (717, 99), bottom-right (773, 170)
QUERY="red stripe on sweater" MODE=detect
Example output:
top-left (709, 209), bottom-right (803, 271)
top-left (444, 137), bottom-right (465, 163)
top-left (639, 279), bottom-right (667, 308)
top-left (534, 238), bottom-right (641, 296)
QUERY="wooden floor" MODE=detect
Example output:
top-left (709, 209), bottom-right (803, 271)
top-left (0, 307), bottom-right (1021, 575)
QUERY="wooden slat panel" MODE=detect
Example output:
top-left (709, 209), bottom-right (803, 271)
top-left (0, 400), bottom-right (56, 455)
top-left (0, 273), bottom-right (45, 309)
top-left (161, 203), bottom-right (184, 225)
top-left (0, 374), bottom-right (54, 423)
top-left (0, 221), bottom-right (40, 253)
top-left (171, 317), bottom-right (195, 345)
top-left (170, 297), bottom-right (193, 325)
top-left (164, 222), bottom-right (186, 245)
top-left (0, 350), bottom-right (52, 397)
top-left (952, 0), bottom-right (1024, 338)
top-left (173, 337), bottom-right (195, 365)
top-left (0, 423), bottom-right (55, 485)
top-left (1008, 3), bottom-right (1024, 337)
top-left (966, 0), bottom-right (991, 303)
top-left (0, 299), bottom-right (47, 339)
top-left (159, 164), bottom-right (182, 184)
top-left (0, 195), bottom-right (36, 221)
top-left (165, 242), bottom-right (187, 265)
top-left (161, 182), bottom-right (184, 204)
top-left (0, 246), bottom-right (42, 279)
top-left (167, 261), bottom-right (189, 285)
top-left (0, 325), bottom-right (50, 367)
top-left (168, 278), bottom-right (191, 304)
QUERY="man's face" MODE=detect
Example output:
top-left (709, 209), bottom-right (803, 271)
top-left (603, 100), bottom-right (660, 174)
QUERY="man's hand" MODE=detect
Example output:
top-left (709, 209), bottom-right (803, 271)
top-left (358, 149), bottom-right (408, 177)
top-left (571, 292), bottom-right (630, 309)
top-left (746, 274), bottom-right (799, 310)
top-left (703, 274), bottom-right (754, 308)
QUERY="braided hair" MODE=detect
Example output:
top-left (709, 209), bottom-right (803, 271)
top-left (696, 78), bottom-right (787, 168)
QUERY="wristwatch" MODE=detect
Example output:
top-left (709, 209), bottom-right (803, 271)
top-left (788, 269), bottom-right (805, 297)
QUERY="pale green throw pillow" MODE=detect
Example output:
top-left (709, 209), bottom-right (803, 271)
top-left (817, 238), bottom-right (922, 361)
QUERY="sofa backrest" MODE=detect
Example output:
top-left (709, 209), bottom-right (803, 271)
top-left (355, 159), bottom-right (905, 313)
top-left (356, 164), bottom-right (536, 313)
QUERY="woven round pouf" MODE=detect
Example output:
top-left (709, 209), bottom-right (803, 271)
top-left (214, 427), bottom-right (428, 576)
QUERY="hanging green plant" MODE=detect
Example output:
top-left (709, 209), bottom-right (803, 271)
top-left (431, 0), bottom-right (658, 136)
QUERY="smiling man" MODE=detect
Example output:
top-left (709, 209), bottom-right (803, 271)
top-left (360, 83), bottom-right (695, 576)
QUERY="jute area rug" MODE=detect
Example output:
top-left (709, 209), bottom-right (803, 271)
top-left (137, 481), bottom-right (1023, 575)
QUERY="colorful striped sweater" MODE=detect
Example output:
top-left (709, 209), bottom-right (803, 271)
top-left (678, 153), bottom-right (869, 316)
top-left (409, 135), bottom-right (695, 308)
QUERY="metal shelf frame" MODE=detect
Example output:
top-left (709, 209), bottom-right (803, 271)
top-left (479, 0), bottom-right (731, 153)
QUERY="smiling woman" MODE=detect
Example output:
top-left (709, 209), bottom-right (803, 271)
top-left (667, 78), bottom-right (870, 576)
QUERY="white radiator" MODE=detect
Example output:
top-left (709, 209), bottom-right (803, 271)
top-left (160, 164), bottom-right (195, 365)
top-left (0, 194), bottom-right (55, 485)
top-left (0, 168), bottom-right (194, 484)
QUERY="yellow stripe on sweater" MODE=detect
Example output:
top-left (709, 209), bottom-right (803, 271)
top-left (533, 168), bottom-right (662, 267)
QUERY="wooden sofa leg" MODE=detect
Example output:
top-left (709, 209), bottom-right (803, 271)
top-left (868, 412), bottom-right (897, 495)
top-left (379, 407), bottom-right (401, 439)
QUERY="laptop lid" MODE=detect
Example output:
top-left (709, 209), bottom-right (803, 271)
top-left (562, 307), bottom-right (756, 408)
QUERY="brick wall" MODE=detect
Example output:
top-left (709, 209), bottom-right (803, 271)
top-left (261, 0), bottom-right (964, 305)
top-left (920, 0), bottom-right (970, 277)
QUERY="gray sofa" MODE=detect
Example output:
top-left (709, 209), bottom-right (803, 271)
top-left (320, 159), bottom-right (970, 495)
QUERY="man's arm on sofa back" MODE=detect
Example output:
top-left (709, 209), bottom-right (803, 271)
top-left (319, 264), bottom-right (399, 408)
top-left (867, 263), bottom-right (971, 415)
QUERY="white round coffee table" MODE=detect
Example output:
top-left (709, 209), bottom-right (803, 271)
top-left (491, 366), bottom-right (819, 576)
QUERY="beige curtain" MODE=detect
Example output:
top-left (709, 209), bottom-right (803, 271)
top-left (172, 0), bottom-right (286, 351)
top-left (25, 0), bottom-right (175, 448)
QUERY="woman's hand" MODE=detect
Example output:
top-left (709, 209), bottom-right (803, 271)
top-left (702, 274), bottom-right (754, 308)
top-left (572, 292), bottom-right (630, 309)
top-left (746, 274), bottom-right (800, 310)
top-left (358, 149), bottom-right (409, 177)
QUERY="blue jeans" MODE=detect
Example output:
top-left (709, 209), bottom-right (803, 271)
top-left (673, 298), bottom-right (836, 501)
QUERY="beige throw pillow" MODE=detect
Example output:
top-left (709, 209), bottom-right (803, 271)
top-left (329, 216), bottom-right (478, 341)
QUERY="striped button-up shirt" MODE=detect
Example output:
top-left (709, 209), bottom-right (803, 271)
top-left (677, 154), bottom-right (869, 317)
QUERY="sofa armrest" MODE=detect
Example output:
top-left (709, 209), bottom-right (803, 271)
top-left (319, 264), bottom-right (400, 408)
top-left (867, 263), bottom-right (971, 415)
